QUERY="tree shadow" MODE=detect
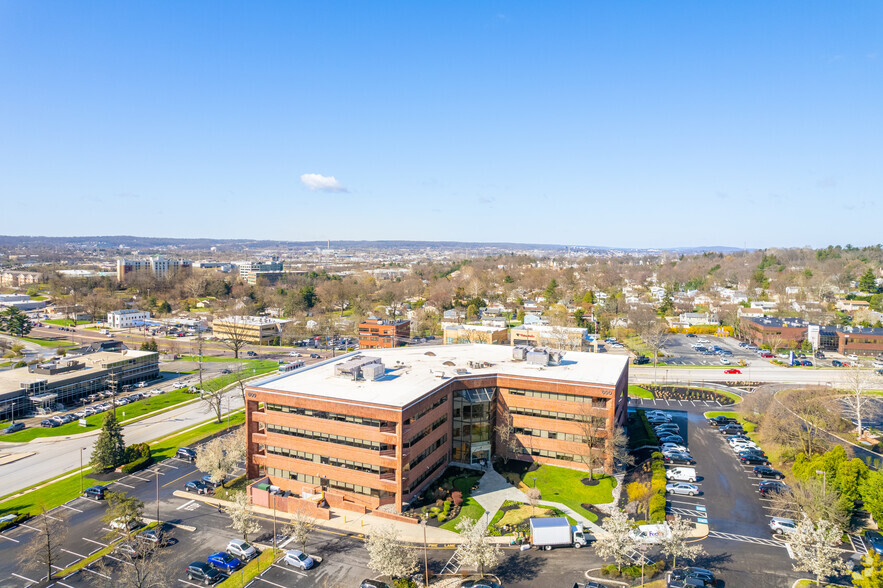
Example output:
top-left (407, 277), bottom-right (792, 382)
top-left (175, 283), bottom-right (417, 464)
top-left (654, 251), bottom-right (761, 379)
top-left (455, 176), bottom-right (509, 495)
top-left (692, 550), bottom-right (734, 572)
top-left (493, 549), bottom-right (544, 584)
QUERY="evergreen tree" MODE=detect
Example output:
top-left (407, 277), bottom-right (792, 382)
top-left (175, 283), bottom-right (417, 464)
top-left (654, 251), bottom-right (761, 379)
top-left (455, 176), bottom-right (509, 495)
top-left (91, 411), bottom-right (126, 472)
top-left (543, 279), bottom-right (559, 301)
top-left (139, 339), bottom-right (158, 352)
top-left (0, 307), bottom-right (33, 337)
top-left (157, 301), bottom-right (172, 314)
top-left (859, 268), bottom-right (879, 293)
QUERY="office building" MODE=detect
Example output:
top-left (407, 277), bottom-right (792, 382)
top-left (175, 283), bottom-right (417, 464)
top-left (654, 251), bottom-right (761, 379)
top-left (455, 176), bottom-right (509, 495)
top-left (212, 316), bottom-right (290, 344)
top-left (116, 257), bottom-right (192, 281)
top-left (107, 309), bottom-right (151, 329)
top-left (244, 345), bottom-right (629, 514)
top-left (442, 324), bottom-right (508, 345)
top-left (509, 324), bottom-right (589, 351)
top-left (358, 317), bottom-right (411, 349)
top-left (239, 261), bottom-right (284, 285)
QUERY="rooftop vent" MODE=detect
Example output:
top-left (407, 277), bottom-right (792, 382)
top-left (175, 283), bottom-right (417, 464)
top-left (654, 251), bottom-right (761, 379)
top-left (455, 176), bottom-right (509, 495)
top-left (430, 369), bottom-right (446, 378)
top-left (443, 361), bottom-right (455, 366)
top-left (424, 351), bottom-right (436, 356)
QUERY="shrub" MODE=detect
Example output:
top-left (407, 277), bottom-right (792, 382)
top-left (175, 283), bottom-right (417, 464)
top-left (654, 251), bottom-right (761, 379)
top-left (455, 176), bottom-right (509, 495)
top-left (437, 513), bottom-right (447, 522)
top-left (649, 493), bottom-right (666, 512)
top-left (451, 491), bottom-right (463, 507)
top-left (606, 566), bottom-right (621, 578)
top-left (436, 498), bottom-right (445, 508)
top-left (393, 579), bottom-right (417, 588)
top-left (443, 500), bottom-right (451, 514)
top-left (121, 454), bottom-right (152, 474)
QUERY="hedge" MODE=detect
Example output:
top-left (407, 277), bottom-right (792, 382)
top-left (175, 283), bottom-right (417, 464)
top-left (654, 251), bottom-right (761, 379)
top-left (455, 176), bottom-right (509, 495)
top-left (601, 560), bottom-right (667, 580)
top-left (649, 493), bottom-right (667, 523)
top-left (638, 410), bottom-right (660, 446)
top-left (120, 442), bottom-right (152, 474)
top-left (0, 513), bottom-right (29, 532)
top-left (120, 455), bottom-right (153, 474)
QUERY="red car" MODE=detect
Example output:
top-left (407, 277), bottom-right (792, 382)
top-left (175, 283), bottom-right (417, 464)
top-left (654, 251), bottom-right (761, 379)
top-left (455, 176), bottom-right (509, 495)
top-left (724, 368), bottom-right (741, 374)
top-left (760, 353), bottom-right (774, 358)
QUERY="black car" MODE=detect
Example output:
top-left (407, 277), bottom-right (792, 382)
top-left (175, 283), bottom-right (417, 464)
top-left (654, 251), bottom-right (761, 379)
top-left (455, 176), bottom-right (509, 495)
top-left (202, 475), bottom-right (224, 489)
top-left (759, 480), bottom-right (790, 496)
top-left (176, 447), bottom-right (197, 461)
top-left (664, 452), bottom-right (695, 465)
top-left (40, 419), bottom-right (60, 428)
top-left (753, 465), bottom-right (785, 479)
top-left (669, 567), bottom-right (715, 587)
top-left (866, 530), bottom-right (883, 555)
top-left (186, 561), bottom-right (224, 585)
top-left (83, 485), bottom-right (107, 499)
top-left (707, 416), bottom-right (738, 427)
top-left (659, 435), bottom-right (685, 446)
top-left (740, 454), bottom-right (770, 465)
top-left (360, 581), bottom-right (391, 588)
top-left (738, 448), bottom-right (768, 459)
top-left (309, 353), bottom-right (321, 359)
top-left (719, 425), bottom-right (745, 435)
top-left (184, 480), bottom-right (211, 494)
top-left (632, 355), bottom-right (650, 365)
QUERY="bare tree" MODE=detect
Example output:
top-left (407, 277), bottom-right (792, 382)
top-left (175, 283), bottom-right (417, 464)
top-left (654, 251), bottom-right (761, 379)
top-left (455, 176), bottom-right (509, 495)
top-left (456, 516), bottom-right (502, 578)
top-left (103, 491), bottom-right (145, 540)
top-left (366, 526), bottom-right (418, 580)
top-left (790, 517), bottom-right (849, 586)
top-left (216, 315), bottom-right (250, 359)
top-left (494, 404), bottom-right (518, 466)
top-left (284, 507), bottom-right (317, 553)
top-left (195, 436), bottom-right (237, 487)
top-left (94, 538), bottom-right (172, 588)
top-left (763, 390), bottom-right (833, 458)
top-left (642, 321), bottom-right (671, 385)
top-left (576, 403), bottom-right (608, 476)
top-left (610, 426), bottom-right (635, 470)
top-left (17, 507), bottom-right (68, 583)
top-left (769, 478), bottom-right (850, 531)
top-left (658, 514), bottom-right (704, 569)
top-left (200, 385), bottom-right (224, 424)
top-left (842, 365), bottom-right (875, 435)
top-left (227, 491), bottom-right (262, 542)
top-left (592, 508), bottom-right (636, 571)
top-left (526, 487), bottom-right (541, 516)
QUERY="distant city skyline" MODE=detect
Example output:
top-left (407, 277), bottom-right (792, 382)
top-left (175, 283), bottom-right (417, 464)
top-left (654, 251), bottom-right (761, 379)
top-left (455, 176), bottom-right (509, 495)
top-left (1, 2), bottom-right (880, 248)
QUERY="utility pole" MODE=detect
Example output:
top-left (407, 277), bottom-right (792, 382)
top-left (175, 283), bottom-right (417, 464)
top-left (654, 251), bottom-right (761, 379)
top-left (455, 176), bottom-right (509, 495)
top-left (156, 467), bottom-right (160, 524)
top-left (272, 493), bottom-right (277, 552)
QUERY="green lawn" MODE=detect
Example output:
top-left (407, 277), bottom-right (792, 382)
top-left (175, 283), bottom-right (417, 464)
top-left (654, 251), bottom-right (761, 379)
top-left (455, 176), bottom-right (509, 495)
top-left (29, 295), bottom-right (48, 301)
top-left (201, 361), bottom-right (279, 392)
top-left (19, 337), bottom-right (76, 348)
top-left (42, 319), bottom-right (90, 326)
top-left (628, 384), bottom-right (653, 399)
top-left (520, 464), bottom-right (616, 522)
top-left (218, 548), bottom-right (280, 588)
top-left (0, 411), bottom-right (245, 517)
top-left (440, 475), bottom-right (485, 532)
top-left (703, 411), bottom-right (757, 433)
top-left (623, 336), bottom-right (653, 357)
top-left (0, 389), bottom-right (194, 442)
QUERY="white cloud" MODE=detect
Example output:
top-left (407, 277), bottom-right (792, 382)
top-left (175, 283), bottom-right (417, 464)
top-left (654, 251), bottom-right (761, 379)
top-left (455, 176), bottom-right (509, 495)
top-left (300, 173), bottom-right (348, 193)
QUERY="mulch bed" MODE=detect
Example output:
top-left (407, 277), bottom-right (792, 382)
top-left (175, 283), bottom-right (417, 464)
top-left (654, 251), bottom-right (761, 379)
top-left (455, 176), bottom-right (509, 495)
top-left (645, 385), bottom-right (735, 404)
top-left (580, 477), bottom-right (600, 486)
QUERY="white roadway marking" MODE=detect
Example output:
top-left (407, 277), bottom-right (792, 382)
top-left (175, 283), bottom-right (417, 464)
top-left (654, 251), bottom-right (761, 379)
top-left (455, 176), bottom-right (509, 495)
top-left (82, 537), bottom-right (108, 547)
top-left (0, 533), bottom-right (20, 543)
top-left (59, 503), bottom-right (83, 513)
top-left (55, 581), bottom-right (75, 588)
top-left (259, 575), bottom-right (298, 586)
top-left (176, 499), bottom-right (196, 511)
top-left (78, 496), bottom-right (101, 504)
top-left (271, 563), bottom-right (307, 576)
top-left (127, 474), bottom-right (151, 482)
top-left (79, 566), bottom-right (110, 578)
top-left (43, 514), bottom-right (63, 521)
top-left (62, 548), bottom-right (88, 558)
top-left (111, 481), bottom-right (136, 489)
top-left (19, 523), bottom-right (40, 532)
top-left (11, 573), bottom-right (38, 583)
top-left (178, 580), bottom-right (207, 587)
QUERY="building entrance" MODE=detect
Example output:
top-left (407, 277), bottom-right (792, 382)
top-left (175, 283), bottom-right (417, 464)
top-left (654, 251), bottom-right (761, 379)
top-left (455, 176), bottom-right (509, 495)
top-left (452, 387), bottom-right (496, 466)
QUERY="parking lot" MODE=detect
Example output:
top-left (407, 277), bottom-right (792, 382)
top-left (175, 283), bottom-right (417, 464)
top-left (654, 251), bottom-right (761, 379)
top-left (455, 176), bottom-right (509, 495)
top-left (659, 334), bottom-right (757, 366)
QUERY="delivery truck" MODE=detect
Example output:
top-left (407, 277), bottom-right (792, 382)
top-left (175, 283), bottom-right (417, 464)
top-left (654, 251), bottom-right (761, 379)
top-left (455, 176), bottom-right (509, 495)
top-left (529, 517), bottom-right (591, 550)
top-left (629, 523), bottom-right (672, 544)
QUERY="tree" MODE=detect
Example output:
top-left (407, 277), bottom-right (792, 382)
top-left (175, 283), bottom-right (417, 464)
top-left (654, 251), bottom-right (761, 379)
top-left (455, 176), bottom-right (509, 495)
top-left (494, 405), bottom-right (518, 466)
top-left (843, 365), bottom-right (876, 435)
top-left (862, 470), bottom-right (883, 525)
top-left (853, 552), bottom-right (883, 587)
top-left (200, 385), bottom-right (225, 424)
top-left (790, 517), bottom-right (849, 585)
top-left (94, 537), bottom-right (172, 588)
top-left (17, 506), bottom-right (67, 582)
top-left (284, 507), bottom-right (317, 553)
top-left (456, 516), bottom-right (501, 578)
top-left (610, 426), bottom-right (635, 470)
top-left (227, 491), bottom-right (262, 541)
top-left (217, 315), bottom-right (250, 359)
top-left (859, 268), bottom-right (879, 293)
top-left (140, 339), bottom-right (159, 352)
top-left (575, 403), bottom-right (607, 475)
top-left (195, 436), bottom-right (237, 486)
top-left (157, 301), bottom-right (172, 314)
top-left (103, 491), bottom-right (145, 539)
top-left (592, 508), bottom-right (636, 571)
top-left (526, 487), bottom-right (541, 516)
top-left (0, 306), bottom-right (33, 337)
top-left (658, 514), bottom-right (704, 569)
top-left (543, 279), bottom-right (559, 302)
top-left (91, 411), bottom-right (127, 471)
top-left (366, 526), bottom-right (418, 580)
top-left (770, 478), bottom-right (850, 532)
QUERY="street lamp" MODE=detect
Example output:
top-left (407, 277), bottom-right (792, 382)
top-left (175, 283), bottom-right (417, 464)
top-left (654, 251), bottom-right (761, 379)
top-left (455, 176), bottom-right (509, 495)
top-left (155, 467), bottom-right (161, 524)
top-left (271, 492), bottom-right (277, 552)
top-left (421, 516), bottom-right (429, 588)
top-left (816, 469), bottom-right (826, 495)
top-left (80, 447), bottom-right (86, 493)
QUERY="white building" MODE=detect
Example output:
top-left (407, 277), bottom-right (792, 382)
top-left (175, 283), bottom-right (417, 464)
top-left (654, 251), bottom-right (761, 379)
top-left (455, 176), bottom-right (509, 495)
top-left (107, 309), bottom-right (151, 329)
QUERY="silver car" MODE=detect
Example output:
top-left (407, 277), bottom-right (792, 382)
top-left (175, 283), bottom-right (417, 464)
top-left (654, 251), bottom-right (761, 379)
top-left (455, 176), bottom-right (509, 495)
top-left (666, 482), bottom-right (700, 496)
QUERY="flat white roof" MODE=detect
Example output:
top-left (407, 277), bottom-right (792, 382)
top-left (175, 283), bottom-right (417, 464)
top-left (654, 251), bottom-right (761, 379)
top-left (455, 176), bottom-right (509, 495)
top-left (252, 344), bottom-right (628, 409)
top-left (213, 316), bottom-right (290, 326)
top-left (442, 324), bottom-right (506, 332)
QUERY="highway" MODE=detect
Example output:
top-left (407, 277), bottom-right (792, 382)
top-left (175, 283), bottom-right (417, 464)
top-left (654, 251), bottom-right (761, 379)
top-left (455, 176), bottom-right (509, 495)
top-left (630, 359), bottom-right (863, 387)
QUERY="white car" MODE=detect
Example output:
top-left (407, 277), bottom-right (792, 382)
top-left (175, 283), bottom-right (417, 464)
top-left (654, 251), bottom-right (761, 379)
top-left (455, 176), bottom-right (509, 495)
top-left (769, 517), bottom-right (797, 535)
top-left (660, 443), bottom-right (689, 453)
top-left (731, 442), bottom-right (759, 453)
top-left (288, 351), bottom-right (302, 357)
top-left (666, 482), bottom-right (700, 496)
top-left (720, 358), bottom-right (730, 365)
top-left (227, 539), bottom-right (258, 560)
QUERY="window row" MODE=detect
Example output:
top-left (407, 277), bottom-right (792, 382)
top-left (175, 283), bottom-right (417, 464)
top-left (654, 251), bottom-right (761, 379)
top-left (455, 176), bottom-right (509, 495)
top-left (263, 445), bottom-right (391, 475)
top-left (265, 403), bottom-right (388, 428)
top-left (404, 414), bottom-right (448, 448)
top-left (406, 435), bottom-right (447, 471)
top-left (506, 388), bottom-right (608, 407)
top-left (515, 446), bottom-right (582, 462)
top-left (405, 456), bottom-right (447, 495)
top-left (509, 406), bottom-right (608, 426)
top-left (513, 427), bottom-right (596, 444)
top-left (265, 467), bottom-right (393, 498)
top-left (405, 394), bottom-right (449, 425)
top-left (265, 424), bottom-right (389, 451)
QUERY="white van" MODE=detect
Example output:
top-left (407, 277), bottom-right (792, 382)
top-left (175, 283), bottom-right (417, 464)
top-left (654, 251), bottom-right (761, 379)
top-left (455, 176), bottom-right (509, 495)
top-left (665, 467), bottom-right (697, 483)
top-left (630, 523), bottom-right (672, 544)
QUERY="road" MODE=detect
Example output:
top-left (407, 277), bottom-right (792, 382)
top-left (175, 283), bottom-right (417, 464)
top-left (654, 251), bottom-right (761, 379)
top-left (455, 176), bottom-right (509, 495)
top-left (631, 360), bottom-right (858, 387)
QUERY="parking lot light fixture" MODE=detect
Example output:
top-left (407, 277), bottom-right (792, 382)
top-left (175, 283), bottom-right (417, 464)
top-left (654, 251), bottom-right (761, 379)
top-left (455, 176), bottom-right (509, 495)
top-left (80, 447), bottom-right (86, 493)
top-left (816, 469), bottom-right (826, 495)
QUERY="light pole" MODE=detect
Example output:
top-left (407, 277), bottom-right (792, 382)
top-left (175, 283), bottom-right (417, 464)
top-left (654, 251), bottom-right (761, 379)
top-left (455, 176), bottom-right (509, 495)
top-left (272, 493), bottom-right (277, 552)
top-left (816, 469), bottom-right (826, 495)
top-left (155, 467), bottom-right (161, 524)
top-left (80, 447), bottom-right (86, 493)
top-left (421, 517), bottom-right (429, 588)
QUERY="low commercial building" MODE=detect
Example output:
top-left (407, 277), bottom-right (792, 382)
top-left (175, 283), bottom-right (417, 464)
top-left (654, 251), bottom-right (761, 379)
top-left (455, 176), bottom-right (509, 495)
top-left (442, 324), bottom-right (508, 345)
top-left (0, 271), bottom-right (41, 287)
top-left (239, 261), bottom-right (284, 285)
top-left (509, 324), bottom-right (589, 351)
top-left (0, 349), bottom-right (159, 418)
top-left (358, 317), bottom-right (411, 349)
top-left (0, 294), bottom-right (46, 311)
top-left (836, 326), bottom-right (883, 357)
top-left (244, 345), bottom-right (629, 514)
top-left (740, 316), bottom-right (811, 349)
top-left (212, 316), bottom-right (290, 344)
top-left (107, 309), bottom-right (151, 329)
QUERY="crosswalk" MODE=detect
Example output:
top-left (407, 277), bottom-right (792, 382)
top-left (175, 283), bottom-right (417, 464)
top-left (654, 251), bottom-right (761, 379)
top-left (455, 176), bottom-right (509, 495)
top-left (707, 530), bottom-right (786, 548)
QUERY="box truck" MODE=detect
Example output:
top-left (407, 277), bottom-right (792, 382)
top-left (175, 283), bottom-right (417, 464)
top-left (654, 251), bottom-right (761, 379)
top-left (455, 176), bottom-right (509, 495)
top-left (529, 517), bottom-right (591, 550)
top-left (630, 523), bottom-right (672, 544)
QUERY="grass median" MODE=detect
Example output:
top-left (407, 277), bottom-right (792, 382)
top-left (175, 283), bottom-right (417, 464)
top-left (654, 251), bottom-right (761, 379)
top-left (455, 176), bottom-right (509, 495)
top-left (218, 548), bottom-right (281, 588)
top-left (703, 410), bottom-right (756, 433)
top-left (628, 384), bottom-right (653, 399)
top-left (18, 336), bottom-right (76, 347)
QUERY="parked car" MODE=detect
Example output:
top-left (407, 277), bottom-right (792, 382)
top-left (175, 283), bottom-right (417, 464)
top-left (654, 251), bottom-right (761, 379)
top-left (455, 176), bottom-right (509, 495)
top-left (832, 360), bottom-right (844, 367)
top-left (40, 419), bottom-right (60, 428)
top-left (719, 425), bottom-right (745, 435)
top-left (725, 434), bottom-right (751, 443)
top-left (738, 449), bottom-right (769, 461)
top-left (801, 360), bottom-right (813, 367)
top-left (186, 561), bottom-right (224, 585)
top-left (461, 581), bottom-right (505, 588)
top-left (184, 480), bottom-right (212, 494)
top-left (283, 549), bottom-right (315, 570)
top-left (753, 466), bottom-right (785, 479)
top-left (309, 353), bottom-right (321, 359)
top-left (663, 452), bottom-right (695, 465)
top-left (647, 415), bottom-right (671, 425)
top-left (666, 482), bottom-right (700, 497)
top-left (246, 351), bottom-right (258, 357)
top-left (769, 517), bottom-right (797, 535)
top-left (138, 528), bottom-right (168, 546)
top-left (176, 447), bottom-right (197, 461)
top-left (202, 475), bottom-right (224, 489)
top-left (2, 422), bottom-right (25, 434)
top-left (83, 485), bottom-right (107, 500)
top-left (655, 425), bottom-right (680, 435)
top-left (208, 552), bottom-right (242, 572)
top-left (668, 567), bottom-right (716, 587)
top-left (115, 543), bottom-right (140, 558)
top-left (707, 416), bottom-right (738, 427)
top-left (632, 355), bottom-right (650, 365)
top-left (660, 443), bottom-right (689, 454)
top-left (360, 581), bottom-right (391, 588)
top-left (659, 434), bottom-right (685, 445)
top-left (739, 454), bottom-right (769, 465)
top-left (866, 530), bottom-right (883, 555)
top-left (758, 480), bottom-right (790, 497)
top-left (227, 539), bottom-right (258, 561)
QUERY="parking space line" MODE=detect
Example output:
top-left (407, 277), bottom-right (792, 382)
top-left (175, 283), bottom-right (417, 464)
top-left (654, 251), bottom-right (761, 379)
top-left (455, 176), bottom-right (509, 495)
top-left (110, 481), bottom-right (136, 489)
top-left (55, 581), bottom-right (74, 588)
top-left (126, 474), bottom-right (151, 482)
top-left (262, 573), bottom-right (301, 585)
top-left (179, 579), bottom-right (208, 587)
top-left (62, 548), bottom-right (88, 558)
top-left (83, 537), bottom-right (108, 547)
top-left (12, 573), bottom-right (38, 583)
top-left (80, 566), bottom-right (110, 579)
top-left (78, 496), bottom-right (101, 504)
top-left (59, 503), bottom-right (83, 513)
top-left (271, 563), bottom-right (307, 576)
top-left (0, 533), bottom-right (20, 543)
top-left (176, 499), bottom-right (196, 511)
top-left (19, 523), bottom-right (40, 532)
top-left (44, 513), bottom-right (63, 521)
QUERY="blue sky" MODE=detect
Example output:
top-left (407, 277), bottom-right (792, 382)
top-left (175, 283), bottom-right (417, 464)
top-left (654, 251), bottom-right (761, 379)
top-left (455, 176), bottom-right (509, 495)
top-left (1, 2), bottom-right (880, 249)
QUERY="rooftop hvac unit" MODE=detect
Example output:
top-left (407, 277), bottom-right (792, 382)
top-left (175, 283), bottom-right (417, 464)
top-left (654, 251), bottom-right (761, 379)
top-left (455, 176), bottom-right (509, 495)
top-left (430, 369), bottom-right (446, 378)
top-left (526, 350), bottom-right (549, 365)
top-left (363, 362), bottom-right (385, 381)
top-left (512, 346), bottom-right (530, 361)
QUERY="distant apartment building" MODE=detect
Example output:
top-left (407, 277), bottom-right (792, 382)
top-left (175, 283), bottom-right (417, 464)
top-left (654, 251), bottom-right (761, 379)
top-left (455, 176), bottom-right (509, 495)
top-left (107, 309), bottom-right (151, 329)
top-left (677, 312), bottom-right (717, 328)
top-left (509, 324), bottom-right (589, 351)
top-left (442, 324), bottom-right (508, 345)
top-left (212, 316), bottom-right (290, 345)
top-left (116, 257), bottom-right (192, 281)
top-left (0, 271), bottom-right (41, 287)
top-left (239, 261), bottom-right (284, 285)
top-left (358, 317), bottom-right (411, 349)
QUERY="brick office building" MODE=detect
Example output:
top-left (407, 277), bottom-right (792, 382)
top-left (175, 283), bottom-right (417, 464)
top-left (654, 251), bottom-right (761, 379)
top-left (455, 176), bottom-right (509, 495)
top-left (358, 317), bottom-right (411, 349)
top-left (740, 316), bottom-right (812, 349)
top-left (244, 345), bottom-right (628, 513)
top-left (837, 326), bottom-right (883, 357)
